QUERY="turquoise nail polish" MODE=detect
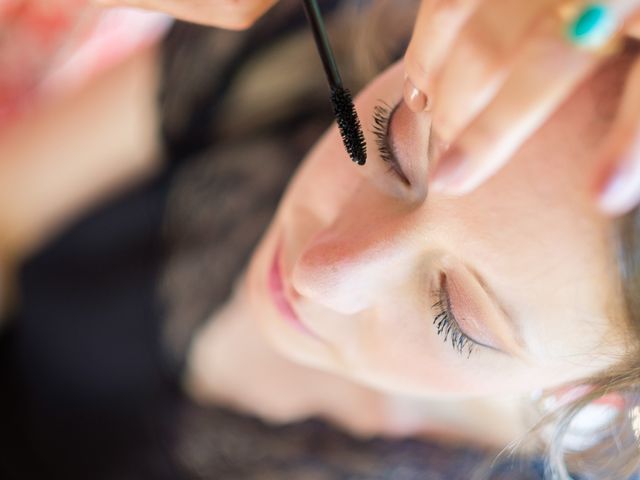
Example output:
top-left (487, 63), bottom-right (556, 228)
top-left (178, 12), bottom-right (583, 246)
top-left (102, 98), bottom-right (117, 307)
top-left (567, 4), bottom-right (615, 49)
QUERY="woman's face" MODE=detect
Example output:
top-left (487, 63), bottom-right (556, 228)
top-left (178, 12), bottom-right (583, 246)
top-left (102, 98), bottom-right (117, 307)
top-left (245, 60), bottom-right (628, 399)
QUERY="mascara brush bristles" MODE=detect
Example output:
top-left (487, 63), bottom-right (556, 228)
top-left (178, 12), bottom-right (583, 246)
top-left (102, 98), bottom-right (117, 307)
top-left (301, 0), bottom-right (367, 165)
top-left (330, 86), bottom-right (367, 165)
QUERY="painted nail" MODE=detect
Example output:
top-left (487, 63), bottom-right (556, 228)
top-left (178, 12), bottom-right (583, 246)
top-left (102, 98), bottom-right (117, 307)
top-left (430, 146), bottom-right (468, 193)
top-left (403, 77), bottom-right (429, 113)
top-left (598, 162), bottom-right (640, 215)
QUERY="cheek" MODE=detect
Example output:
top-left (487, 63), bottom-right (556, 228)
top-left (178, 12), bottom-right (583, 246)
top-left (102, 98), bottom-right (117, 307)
top-left (285, 128), bottom-right (360, 226)
top-left (351, 336), bottom-right (580, 399)
top-left (275, 128), bottom-right (363, 278)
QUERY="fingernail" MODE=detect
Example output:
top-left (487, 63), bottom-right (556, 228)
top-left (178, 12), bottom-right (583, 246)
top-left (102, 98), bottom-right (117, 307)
top-left (430, 146), bottom-right (468, 193)
top-left (403, 77), bottom-right (429, 113)
top-left (598, 162), bottom-right (640, 215)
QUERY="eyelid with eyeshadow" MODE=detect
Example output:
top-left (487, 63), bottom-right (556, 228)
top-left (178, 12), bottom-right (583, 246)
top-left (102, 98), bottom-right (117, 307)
top-left (431, 284), bottom-right (478, 359)
top-left (371, 101), bottom-right (411, 185)
top-left (432, 271), bottom-right (508, 357)
top-left (441, 267), bottom-right (519, 356)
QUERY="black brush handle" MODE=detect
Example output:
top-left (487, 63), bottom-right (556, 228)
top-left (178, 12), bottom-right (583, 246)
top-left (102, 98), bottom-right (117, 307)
top-left (301, 0), bottom-right (343, 89)
top-left (301, 0), bottom-right (367, 166)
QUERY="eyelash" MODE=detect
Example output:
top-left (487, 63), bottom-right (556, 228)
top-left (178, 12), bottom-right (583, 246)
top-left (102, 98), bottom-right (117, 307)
top-left (371, 101), bottom-right (410, 184)
top-left (431, 279), bottom-right (477, 359)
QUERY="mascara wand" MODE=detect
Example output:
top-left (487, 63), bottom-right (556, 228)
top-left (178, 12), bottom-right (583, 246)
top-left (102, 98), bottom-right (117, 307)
top-left (301, 0), bottom-right (367, 165)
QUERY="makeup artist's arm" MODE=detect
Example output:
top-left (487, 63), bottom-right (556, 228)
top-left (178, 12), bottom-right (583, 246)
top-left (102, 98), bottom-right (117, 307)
top-left (404, 0), bottom-right (640, 216)
top-left (94, 0), bottom-right (279, 30)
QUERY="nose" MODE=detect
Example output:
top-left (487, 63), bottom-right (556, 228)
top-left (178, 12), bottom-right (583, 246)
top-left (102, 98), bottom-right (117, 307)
top-left (291, 193), bottom-right (418, 315)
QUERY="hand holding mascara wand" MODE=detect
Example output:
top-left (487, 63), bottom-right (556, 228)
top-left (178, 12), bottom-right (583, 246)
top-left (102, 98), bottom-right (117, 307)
top-left (301, 0), bottom-right (367, 165)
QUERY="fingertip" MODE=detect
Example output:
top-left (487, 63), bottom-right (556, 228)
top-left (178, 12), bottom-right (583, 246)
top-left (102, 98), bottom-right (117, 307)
top-left (403, 77), bottom-right (430, 113)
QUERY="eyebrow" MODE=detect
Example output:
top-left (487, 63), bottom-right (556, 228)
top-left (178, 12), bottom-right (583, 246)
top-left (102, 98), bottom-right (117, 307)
top-left (467, 267), bottom-right (530, 356)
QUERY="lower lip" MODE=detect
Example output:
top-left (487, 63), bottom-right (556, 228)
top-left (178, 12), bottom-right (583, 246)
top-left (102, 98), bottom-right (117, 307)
top-left (268, 244), bottom-right (315, 337)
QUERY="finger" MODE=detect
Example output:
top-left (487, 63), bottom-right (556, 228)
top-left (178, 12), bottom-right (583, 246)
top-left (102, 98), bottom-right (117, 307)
top-left (94, 0), bottom-right (278, 30)
top-left (430, 14), bottom-right (601, 195)
top-left (594, 57), bottom-right (640, 216)
top-left (624, 11), bottom-right (640, 39)
top-left (403, 0), bottom-right (482, 112)
top-left (431, 0), bottom-right (557, 142)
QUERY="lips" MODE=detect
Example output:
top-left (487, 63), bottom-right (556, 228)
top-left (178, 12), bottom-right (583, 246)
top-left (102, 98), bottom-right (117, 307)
top-left (267, 243), bottom-right (316, 338)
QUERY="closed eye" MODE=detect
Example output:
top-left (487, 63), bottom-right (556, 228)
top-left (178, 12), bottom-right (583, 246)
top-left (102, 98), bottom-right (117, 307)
top-left (432, 285), bottom-right (478, 359)
top-left (371, 101), bottom-right (411, 185)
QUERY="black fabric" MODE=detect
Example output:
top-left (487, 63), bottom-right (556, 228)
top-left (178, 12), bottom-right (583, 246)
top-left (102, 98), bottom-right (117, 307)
top-left (0, 169), bottom-right (188, 479)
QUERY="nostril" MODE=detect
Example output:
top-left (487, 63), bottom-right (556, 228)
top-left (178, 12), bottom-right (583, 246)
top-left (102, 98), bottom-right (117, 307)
top-left (288, 283), bottom-right (302, 302)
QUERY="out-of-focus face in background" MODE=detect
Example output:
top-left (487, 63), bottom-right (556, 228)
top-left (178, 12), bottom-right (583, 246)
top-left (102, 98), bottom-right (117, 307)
top-left (246, 59), bottom-right (630, 400)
